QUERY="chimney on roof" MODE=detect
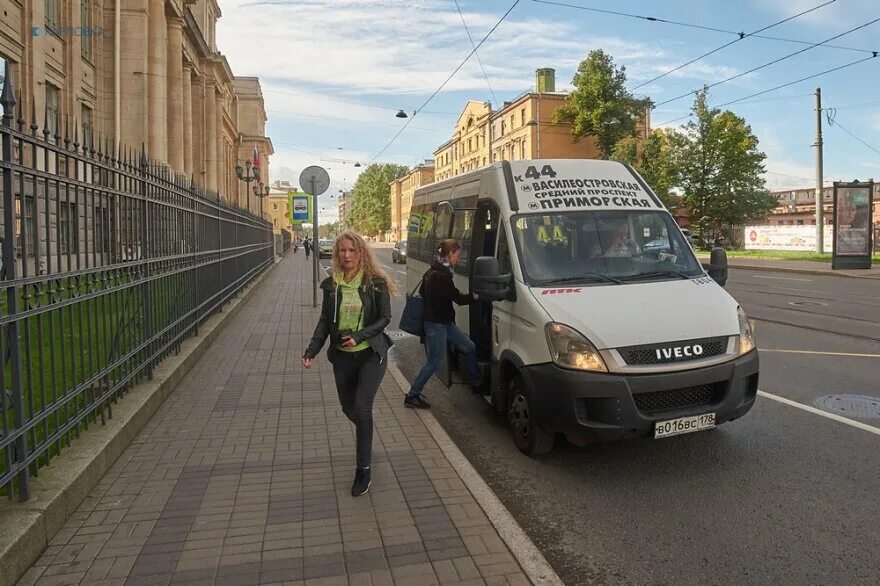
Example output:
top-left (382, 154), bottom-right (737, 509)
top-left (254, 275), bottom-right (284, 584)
top-left (536, 68), bottom-right (555, 93)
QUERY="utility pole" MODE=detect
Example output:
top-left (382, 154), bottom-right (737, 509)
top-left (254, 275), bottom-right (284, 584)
top-left (815, 87), bottom-right (824, 253)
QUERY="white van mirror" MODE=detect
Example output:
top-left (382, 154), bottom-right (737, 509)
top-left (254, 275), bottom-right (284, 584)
top-left (701, 247), bottom-right (729, 286)
top-left (472, 256), bottom-right (512, 301)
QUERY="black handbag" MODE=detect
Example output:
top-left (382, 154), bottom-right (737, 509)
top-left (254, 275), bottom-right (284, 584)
top-left (399, 273), bottom-right (428, 337)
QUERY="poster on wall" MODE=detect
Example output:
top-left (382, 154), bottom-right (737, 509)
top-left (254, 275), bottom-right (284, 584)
top-left (832, 181), bottom-right (873, 269)
top-left (744, 225), bottom-right (833, 253)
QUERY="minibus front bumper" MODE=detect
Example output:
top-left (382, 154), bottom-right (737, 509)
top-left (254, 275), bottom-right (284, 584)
top-left (519, 350), bottom-right (759, 441)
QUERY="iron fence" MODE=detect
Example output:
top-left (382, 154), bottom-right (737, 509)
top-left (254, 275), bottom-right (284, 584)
top-left (281, 229), bottom-right (291, 255)
top-left (0, 70), bottom-right (274, 501)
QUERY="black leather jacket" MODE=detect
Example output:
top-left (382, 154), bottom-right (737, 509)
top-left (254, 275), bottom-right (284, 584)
top-left (303, 276), bottom-right (393, 362)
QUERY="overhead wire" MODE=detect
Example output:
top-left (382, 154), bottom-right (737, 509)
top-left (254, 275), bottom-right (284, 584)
top-left (632, 0), bottom-right (836, 91)
top-left (261, 89), bottom-right (458, 116)
top-left (530, 0), bottom-right (874, 54)
top-left (654, 54), bottom-right (878, 127)
top-left (655, 18), bottom-right (880, 107)
top-left (369, 0), bottom-right (521, 163)
top-left (454, 0), bottom-right (498, 107)
top-left (825, 109), bottom-right (880, 155)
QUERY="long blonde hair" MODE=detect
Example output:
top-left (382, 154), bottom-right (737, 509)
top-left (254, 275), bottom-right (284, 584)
top-left (332, 231), bottom-right (398, 295)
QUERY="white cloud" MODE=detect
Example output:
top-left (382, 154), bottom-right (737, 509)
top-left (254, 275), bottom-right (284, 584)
top-left (217, 0), bottom-right (710, 97)
top-left (754, 0), bottom-right (849, 27)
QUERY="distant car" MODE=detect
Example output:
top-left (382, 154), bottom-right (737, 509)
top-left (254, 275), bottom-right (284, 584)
top-left (318, 239), bottom-right (333, 258)
top-left (680, 229), bottom-right (705, 249)
top-left (392, 241), bottom-right (408, 263)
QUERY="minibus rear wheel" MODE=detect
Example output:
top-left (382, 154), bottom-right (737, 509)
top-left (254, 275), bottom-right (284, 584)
top-left (508, 376), bottom-right (554, 456)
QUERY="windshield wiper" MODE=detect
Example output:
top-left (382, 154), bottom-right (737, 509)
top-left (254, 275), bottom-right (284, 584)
top-left (620, 270), bottom-right (692, 281)
top-left (534, 272), bottom-right (624, 286)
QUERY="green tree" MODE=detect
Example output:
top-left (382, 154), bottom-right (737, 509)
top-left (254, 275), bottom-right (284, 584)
top-left (348, 163), bottom-right (408, 236)
top-left (554, 49), bottom-right (652, 158)
top-left (612, 128), bottom-right (683, 211)
top-left (678, 89), bottom-right (773, 239)
top-left (319, 221), bottom-right (340, 239)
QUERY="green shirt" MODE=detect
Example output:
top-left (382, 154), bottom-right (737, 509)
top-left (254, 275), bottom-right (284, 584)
top-left (335, 271), bottom-right (371, 352)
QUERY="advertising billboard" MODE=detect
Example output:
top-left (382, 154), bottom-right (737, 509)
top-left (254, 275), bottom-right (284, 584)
top-left (832, 181), bottom-right (873, 269)
top-left (744, 225), bottom-right (833, 253)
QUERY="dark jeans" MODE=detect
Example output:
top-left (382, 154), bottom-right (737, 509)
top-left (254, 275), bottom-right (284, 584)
top-left (407, 321), bottom-right (482, 399)
top-left (332, 349), bottom-right (387, 469)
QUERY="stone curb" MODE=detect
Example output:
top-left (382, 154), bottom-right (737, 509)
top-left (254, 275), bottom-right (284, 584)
top-left (698, 257), bottom-right (880, 279)
top-left (0, 263), bottom-right (277, 586)
top-left (387, 362), bottom-right (564, 586)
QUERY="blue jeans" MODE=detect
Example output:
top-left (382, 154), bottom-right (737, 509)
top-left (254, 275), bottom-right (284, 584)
top-left (407, 322), bottom-right (482, 399)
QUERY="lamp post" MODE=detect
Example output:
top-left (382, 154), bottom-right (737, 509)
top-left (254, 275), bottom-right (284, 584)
top-left (253, 183), bottom-right (270, 219)
top-left (235, 159), bottom-right (260, 213)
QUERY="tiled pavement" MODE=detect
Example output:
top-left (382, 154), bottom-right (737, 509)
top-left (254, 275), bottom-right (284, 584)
top-left (17, 252), bottom-right (531, 586)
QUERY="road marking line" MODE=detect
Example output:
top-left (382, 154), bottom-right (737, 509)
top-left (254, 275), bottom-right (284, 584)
top-left (751, 275), bottom-right (813, 282)
top-left (758, 390), bottom-right (880, 437)
top-left (387, 361), bottom-right (563, 586)
top-left (761, 349), bottom-right (880, 358)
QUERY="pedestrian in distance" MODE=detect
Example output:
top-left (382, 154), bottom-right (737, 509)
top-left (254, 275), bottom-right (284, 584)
top-left (302, 231), bottom-right (396, 496)
top-left (405, 238), bottom-right (484, 409)
top-left (304, 237), bottom-right (312, 260)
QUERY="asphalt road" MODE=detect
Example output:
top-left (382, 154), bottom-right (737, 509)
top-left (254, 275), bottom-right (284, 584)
top-left (363, 247), bottom-right (880, 586)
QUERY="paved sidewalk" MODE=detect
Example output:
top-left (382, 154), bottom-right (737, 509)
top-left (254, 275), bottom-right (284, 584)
top-left (18, 253), bottom-right (530, 586)
top-left (698, 255), bottom-right (880, 278)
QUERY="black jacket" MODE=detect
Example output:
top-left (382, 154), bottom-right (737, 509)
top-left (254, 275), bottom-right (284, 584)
top-left (421, 260), bottom-right (473, 324)
top-left (304, 276), bottom-right (393, 362)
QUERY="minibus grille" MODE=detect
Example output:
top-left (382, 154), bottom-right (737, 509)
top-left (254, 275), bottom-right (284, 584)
top-left (633, 384), bottom-right (723, 413)
top-left (619, 337), bottom-right (728, 365)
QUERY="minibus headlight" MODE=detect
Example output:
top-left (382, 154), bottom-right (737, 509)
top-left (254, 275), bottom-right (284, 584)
top-left (544, 323), bottom-right (607, 372)
top-left (737, 307), bottom-right (756, 355)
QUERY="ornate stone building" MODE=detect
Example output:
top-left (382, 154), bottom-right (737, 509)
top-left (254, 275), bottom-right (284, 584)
top-left (0, 0), bottom-right (272, 210)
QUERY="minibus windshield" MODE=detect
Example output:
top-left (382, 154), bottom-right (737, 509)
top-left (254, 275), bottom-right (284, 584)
top-left (512, 211), bottom-right (704, 285)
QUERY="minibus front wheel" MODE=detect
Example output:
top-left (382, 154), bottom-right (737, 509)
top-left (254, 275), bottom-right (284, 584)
top-left (508, 376), bottom-right (554, 456)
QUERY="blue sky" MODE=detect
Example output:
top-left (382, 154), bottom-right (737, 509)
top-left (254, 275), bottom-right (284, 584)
top-left (217, 0), bottom-right (880, 221)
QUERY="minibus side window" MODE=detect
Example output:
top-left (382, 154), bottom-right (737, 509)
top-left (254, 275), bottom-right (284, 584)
top-left (425, 204), bottom-right (453, 262)
top-left (452, 208), bottom-right (475, 276)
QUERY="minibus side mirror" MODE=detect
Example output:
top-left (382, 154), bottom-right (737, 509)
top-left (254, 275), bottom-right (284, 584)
top-left (472, 256), bottom-right (512, 301)
top-left (701, 246), bottom-right (729, 286)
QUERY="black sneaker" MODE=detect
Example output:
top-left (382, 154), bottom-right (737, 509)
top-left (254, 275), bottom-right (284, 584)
top-left (351, 467), bottom-right (371, 497)
top-left (404, 395), bottom-right (431, 409)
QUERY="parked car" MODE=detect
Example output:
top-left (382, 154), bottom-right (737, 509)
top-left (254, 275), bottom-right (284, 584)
top-left (392, 241), bottom-right (408, 263)
top-left (318, 238), bottom-right (333, 258)
top-left (680, 229), bottom-right (706, 249)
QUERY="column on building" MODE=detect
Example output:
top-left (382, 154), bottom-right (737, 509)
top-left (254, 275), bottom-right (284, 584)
top-left (205, 81), bottom-right (217, 192)
top-left (148, 0), bottom-right (168, 163)
top-left (182, 64), bottom-right (193, 177)
top-left (216, 104), bottom-right (225, 202)
top-left (191, 74), bottom-right (205, 186)
top-left (166, 16), bottom-right (185, 171)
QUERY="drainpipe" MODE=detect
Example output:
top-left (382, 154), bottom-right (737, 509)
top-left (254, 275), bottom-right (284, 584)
top-left (114, 0), bottom-right (121, 151)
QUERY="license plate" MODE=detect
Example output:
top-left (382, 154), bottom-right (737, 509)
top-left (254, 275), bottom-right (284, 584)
top-left (654, 413), bottom-right (715, 439)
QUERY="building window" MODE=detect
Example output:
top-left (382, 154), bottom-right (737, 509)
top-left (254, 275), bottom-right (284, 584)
top-left (521, 108), bottom-right (526, 126)
top-left (94, 205), bottom-right (110, 254)
top-left (501, 121), bottom-right (506, 136)
top-left (46, 84), bottom-right (59, 136)
top-left (60, 202), bottom-right (79, 254)
top-left (81, 104), bottom-right (93, 144)
top-left (46, 0), bottom-right (60, 31)
top-left (21, 196), bottom-right (36, 253)
top-left (81, 0), bottom-right (92, 59)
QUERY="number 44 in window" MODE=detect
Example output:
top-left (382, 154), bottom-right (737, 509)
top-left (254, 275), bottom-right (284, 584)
top-left (525, 165), bottom-right (557, 180)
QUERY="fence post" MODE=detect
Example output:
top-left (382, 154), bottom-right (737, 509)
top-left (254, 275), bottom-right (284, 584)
top-left (139, 147), bottom-right (154, 380)
top-left (2, 69), bottom-right (30, 501)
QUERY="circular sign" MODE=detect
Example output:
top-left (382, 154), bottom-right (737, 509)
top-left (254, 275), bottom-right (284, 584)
top-left (299, 166), bottom-right (330, 196)
top-left (749, 230), bottom-right (757, 242)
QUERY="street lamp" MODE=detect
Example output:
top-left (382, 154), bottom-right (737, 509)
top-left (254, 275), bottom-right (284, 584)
top-left (235, 159), bottom-right (260, 212)
top-left (253, 183), bottom-right (270, 218)
top-left (396, 109), bottom-right (408, 118)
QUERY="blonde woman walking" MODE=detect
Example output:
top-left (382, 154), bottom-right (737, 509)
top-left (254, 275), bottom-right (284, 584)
top-left (302, 231), bottom-right (396, 496)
